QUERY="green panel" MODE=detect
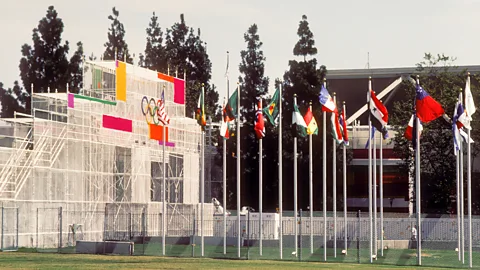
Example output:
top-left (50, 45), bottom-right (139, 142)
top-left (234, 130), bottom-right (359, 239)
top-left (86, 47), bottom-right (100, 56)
top-left (74, 94), bottom-right (117, 106)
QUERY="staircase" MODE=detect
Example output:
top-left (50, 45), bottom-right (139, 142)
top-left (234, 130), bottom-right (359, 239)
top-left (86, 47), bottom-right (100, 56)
top-left (0, 125), bottom-right (67, 199)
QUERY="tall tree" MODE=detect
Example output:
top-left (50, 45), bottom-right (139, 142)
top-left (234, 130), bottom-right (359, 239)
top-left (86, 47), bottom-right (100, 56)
top-left (19, 6), bottom-right (80, 95)
top-left (165, 14), bottom-right (189, 73)
top-left (68, 42), bottom-right (84, 93)
top-left (391, 53), bottom-right (480, 214)
top-left (143, 12), bottom-right (167, 72)
top-left (103, 7), bottom-right (132, 63)
top-left (0, 81), bottom-right (29, 118)
top-left (293, 15), bottom-right (318, 61)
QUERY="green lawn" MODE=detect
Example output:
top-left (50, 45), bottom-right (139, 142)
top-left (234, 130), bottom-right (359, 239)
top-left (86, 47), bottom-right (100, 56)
top-left (0, 252), bottom-right (461, 269)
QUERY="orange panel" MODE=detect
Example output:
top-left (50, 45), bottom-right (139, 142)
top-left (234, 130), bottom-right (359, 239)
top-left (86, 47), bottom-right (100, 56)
top-left (157, 72), bottom-right (175, 83)
top-left (149, 124), bottom-right (169, 141)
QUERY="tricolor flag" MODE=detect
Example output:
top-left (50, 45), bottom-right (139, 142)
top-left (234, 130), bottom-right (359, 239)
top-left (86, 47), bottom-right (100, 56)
top-left (220, 98), bottom-right (230, 139)
top-left (157, 90), bottom-right (171, 125)
top-left (465, 76), bottom-right (476, 122)
top-left (331, 110), bottom-right (343, 144)
top-left (196, 88), bottom-right (206, 128)
top-left (368, 90), bottom-right (388, 139)
top-left (339, 109), bottom-right (349, 146)
top-left (263, 88), bottom-right (280, 125)
top-left (254, 100), bottom-right (265, 139)
top-left (303, 106), bottom-right (318, 135)
top-left (319, 85), bottom-right (336, 113)
top-left (225, 88), bottom-right (238, 120)
top-left (415, 84), bottom-right (444, 123)
top-left (292, 103), bottom-right (308, 137)
top-left (404, 114), bottom-right (423, 141)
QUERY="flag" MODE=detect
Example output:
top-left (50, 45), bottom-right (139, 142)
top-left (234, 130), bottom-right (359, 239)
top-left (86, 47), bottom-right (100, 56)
top-left (157, 90), bottom-right (171, 125)
top-left (365, 126), bottom-right (375, 149)
top-left (263, 88), bottom-right (280, 125)
top-left (254, 100), bottom-right (265, 139)
top-left (303, 106), bottom-right (318, 135)
top-left (464, 77), bottom-right (476, 122)
top-left (339, 109), bottom-right (349, 146)
top-left (455, 98), bottom-right (470, 130)
top-left (453, 100), bottom-right (462, 154)
top-left (196, 88), bottom-right (206, 127)
top-left (292, 103), bottom-right (308, 137)
top-left (331, 110), bottom-right (343, 144)
top-left (225, 88), bottom-right (238, 120)
top-left (404, 114), bottom-right (423, 141)
top-left (368, 90), bottom-right (388, 139)
top-left (415, 84), bottom-right (444, 123)
top-left (220, 99), bottom-right (230, 139)
top-left (319, 85), bottom-right (336, 113)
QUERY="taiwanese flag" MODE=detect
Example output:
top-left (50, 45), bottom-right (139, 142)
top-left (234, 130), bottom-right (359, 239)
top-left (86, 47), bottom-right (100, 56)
top-left (415, 84), bottom-right (444, 123)
top-left (254, 100), bottom-right (265, 139)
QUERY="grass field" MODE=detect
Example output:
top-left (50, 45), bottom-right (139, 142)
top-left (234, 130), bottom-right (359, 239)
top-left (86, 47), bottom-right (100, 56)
top-left (0, 252), bottom-right (460, 269)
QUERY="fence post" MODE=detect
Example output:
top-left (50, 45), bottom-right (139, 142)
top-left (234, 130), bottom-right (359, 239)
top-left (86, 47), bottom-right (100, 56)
top-left (16, 207), bottom-right (19, 250)
top-left (58, 206), bottom-right (63, 252)
top-left (1, 206), bottom-right (4, 251)
top-left (36, 208), bottom-right (38, 249)
top-left (299, 209), bottom-right (302, 262)
top-left (192, 213), bottom-right (196, 257)
top-left (142, 210), bottom-right (146, 255)
top-left (357, 210), bottom-right (361, 264)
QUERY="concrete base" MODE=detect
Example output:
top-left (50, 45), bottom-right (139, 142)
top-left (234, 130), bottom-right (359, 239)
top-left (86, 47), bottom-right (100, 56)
top-left (76, 240), bottom-right (134, 255)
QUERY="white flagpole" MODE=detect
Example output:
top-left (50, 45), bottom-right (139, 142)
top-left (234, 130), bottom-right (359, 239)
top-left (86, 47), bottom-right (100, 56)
top-left (162, 85), bottom-right (167, 256)
top-left (466, 73), bottom-right (473, 268)
top-left (460, 92), bottom-right (465, 265)
top-left (309, 101), bottom-right (314, 255)
top-left (279, 83), bottom-right (283, 259)
top-left (293, 94), bottom-right (298, 257)
top-left (415, 76), bottom-right (422, 265)
top-left (373, 131), bottom-right (377, 258)
top-left (342, 101), bottom-right (348, 254)
top-left (237, 83), bottom-right (241, 258)
top-left (223, 52), bottom-right (229, 255)
top-left (201, 84), bottom-right (205, 257)
top-left (380, 131), bottom-right (384, 257)
top-left (456, 142), bottom-right (461, 261)
top-left (333, 93), bottom-right (337, 258)
top-left (323, 79), bottom-right (328, 262)
top-left (368, 77), bottom-right (373, 263)
top-left (259, 99), bottom-right (263, 256)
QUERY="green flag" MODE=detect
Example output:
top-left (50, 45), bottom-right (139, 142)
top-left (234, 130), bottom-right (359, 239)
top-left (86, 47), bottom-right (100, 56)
top-left (292, 103), bottom-right (308, 137)
top-left (225, 88), bottom-right (238, 119)
top-left (263, 88), bottom-right (280, 125)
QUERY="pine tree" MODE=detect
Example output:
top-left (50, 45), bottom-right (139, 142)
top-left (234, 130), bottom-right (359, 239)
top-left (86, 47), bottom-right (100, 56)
top-left (103, 7), bottom-right (132, 63)
top-left (68, 42), bottom-right (84, 93)
top-left (19, 6), bottom-right (75, 95)
top-left (293, 15), bottom-right (317, 61)
top-left (0, 81), bottom-right (28, 118)
top-left (143, 12), bottom-right (167, 72)
top-left (165, 14), bottom-right (190, 73)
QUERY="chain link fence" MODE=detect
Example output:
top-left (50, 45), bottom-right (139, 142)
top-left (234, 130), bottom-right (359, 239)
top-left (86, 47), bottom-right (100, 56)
top-left (2, 206), bottom-right (480, 268)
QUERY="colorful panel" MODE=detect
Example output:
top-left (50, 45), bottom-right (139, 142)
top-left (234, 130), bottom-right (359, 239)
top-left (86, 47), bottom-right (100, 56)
top-left (102, 115), bottom-right (132, 132)
top-left (149, 123), bottom-right (169, 141)
top-left (74, 94), bottom-right (117, 106)
top-left (173, 78), bottom-right (185, 104)
top-left (157, 72), bottom-right (175, 83)
top-left (158, 141), bottom-right (175, 147)
top-left (68, 93), bottom-right (74, 108)
top-left (116, 60), bottom-right (127, 101)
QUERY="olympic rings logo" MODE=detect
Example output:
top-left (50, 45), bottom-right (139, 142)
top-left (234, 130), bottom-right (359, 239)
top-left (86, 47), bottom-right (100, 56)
top-left (141, 96), bottom-right (163, 125)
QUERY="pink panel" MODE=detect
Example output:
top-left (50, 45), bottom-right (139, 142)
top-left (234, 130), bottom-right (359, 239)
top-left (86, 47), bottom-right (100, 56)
top-left (174, 78), bottom-right (185, 104)
top-left (68, 93), bottom-right (74, 108)
top-left (102, 115), bottom-right (132, 132)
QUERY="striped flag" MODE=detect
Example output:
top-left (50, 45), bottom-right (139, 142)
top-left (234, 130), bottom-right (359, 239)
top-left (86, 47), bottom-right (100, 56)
top-left (292, 103), bottom-right (308, 137)
top-left (220, 98), bottom-right (230, 139)
top-left (339, 109), bottom-right (349, 146)
top-left (303, 106), bottom-right (318, 135)
top-left (254, 100), bottom-right (265, 139)
top-left (319, 85), bottom-right (336, 113)
top-left (196, 87), bottom-right (206, 128)
top-left (158, 90), bottom-right (170, 125)
top-left (331, 110), bottom-right (343, 144)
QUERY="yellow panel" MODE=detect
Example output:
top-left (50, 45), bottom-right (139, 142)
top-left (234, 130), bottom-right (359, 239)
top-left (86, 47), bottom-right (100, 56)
top-left (116, 61), bottom-right (127, 101)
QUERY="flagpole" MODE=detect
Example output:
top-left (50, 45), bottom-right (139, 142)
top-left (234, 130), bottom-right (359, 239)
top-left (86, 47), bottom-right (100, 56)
top-left (373, 130), bottom-right (377, 258)
top-left (201, 84), bottom-right (205, 257)
top-left (368, 77), bottom-right (373, 263)
top-left (259, 99), bottom-right (263, 256)
top-left (415, 76), bottom-right (422, 266)
top-left (293, 93), bottom-right (299, 257)
top-left (333, 92), bottom-right (337, 258)
top-left (459, 92), bottom-right (465, 265)
top-left (236, 83), bottom-right (241, 259)
top-left (309, 101), bottom-right (314, 255)
top-left (466, 73), bottom-right (472, 268)
top-left (342, 101), bottom-right (348, 254)
top-left (162, 87), bottom-right (167, 256)
top-left (223, 51), bottom-right (230, 255)
top-left (456, 140), bottom-right (461, 261)
top-left (279, 83), bottom-right (283, 260)
top-left (380, 130), bottom-right (384, 257)
top-left (323, 79), bottom-right (327, 262)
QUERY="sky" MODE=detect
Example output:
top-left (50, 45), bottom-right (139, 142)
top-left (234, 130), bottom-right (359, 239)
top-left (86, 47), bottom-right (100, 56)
top-left (1, 0), bottom-right (480, 101)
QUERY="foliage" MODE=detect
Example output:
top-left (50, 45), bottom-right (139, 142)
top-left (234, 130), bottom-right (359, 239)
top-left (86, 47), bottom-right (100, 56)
top-left (293, 15), bottom-right (317, 61)
top-left (0, 81), bottom-right (29, 118)
top-left (103, 7), bottom-right (132, 63)
top-left (390, 53), bottom-right (480, 214)
top-left (143, 12), bottom-right (167, 73)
